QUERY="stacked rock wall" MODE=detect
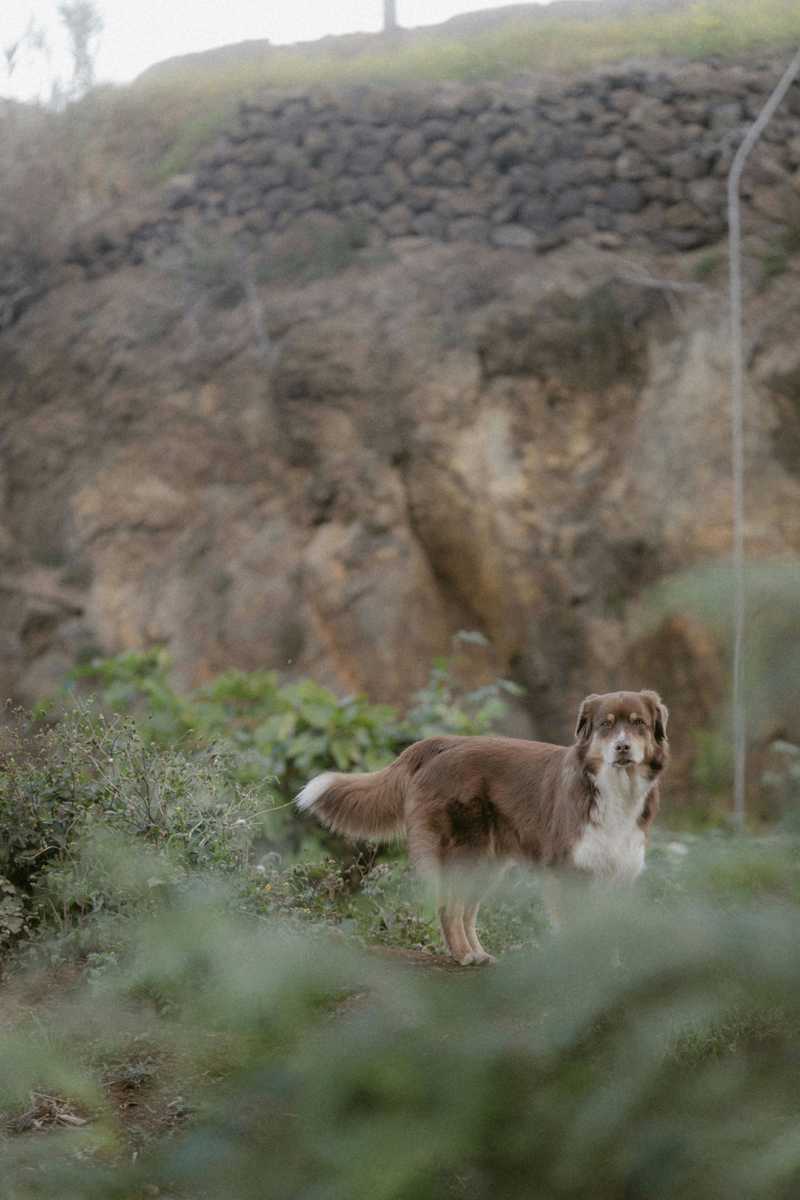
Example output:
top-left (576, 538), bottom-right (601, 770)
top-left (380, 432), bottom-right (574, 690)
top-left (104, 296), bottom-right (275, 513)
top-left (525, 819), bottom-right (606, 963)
top-left (176, 58), bottom-right (800, 256)
top-left (15, 55), bottom-right (800, 290)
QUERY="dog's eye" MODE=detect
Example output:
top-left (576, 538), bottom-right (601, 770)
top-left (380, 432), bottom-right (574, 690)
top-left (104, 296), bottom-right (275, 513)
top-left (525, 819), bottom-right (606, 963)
top-left (632, 717), bottom-right (646, 727)
top-left (601, 717), bottom-right (614, 729)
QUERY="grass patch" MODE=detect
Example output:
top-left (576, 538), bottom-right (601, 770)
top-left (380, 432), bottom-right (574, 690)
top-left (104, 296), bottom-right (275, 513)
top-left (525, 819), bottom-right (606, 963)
top-left (137, 0), bottom-right (800, 95)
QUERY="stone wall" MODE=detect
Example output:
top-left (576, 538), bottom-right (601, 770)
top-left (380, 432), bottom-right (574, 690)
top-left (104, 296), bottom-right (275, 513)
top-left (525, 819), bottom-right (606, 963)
top-left (66, 55), bottom-right (800, 280)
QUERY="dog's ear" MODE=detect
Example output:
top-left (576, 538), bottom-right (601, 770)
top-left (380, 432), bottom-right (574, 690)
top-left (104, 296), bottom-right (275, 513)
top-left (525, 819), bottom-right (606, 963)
top-left (640, 690), bottom-right (669, 743)
top-left (575, 694), bottom-right (600, 742)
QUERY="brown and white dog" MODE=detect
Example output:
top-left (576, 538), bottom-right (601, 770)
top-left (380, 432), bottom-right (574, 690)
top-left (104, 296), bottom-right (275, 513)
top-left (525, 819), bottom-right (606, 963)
top-left (296, 689), bottom-right (669, 965)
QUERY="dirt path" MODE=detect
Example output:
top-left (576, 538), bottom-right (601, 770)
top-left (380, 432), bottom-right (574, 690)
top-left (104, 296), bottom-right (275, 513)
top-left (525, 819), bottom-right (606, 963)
top-left (367, 945), bottom-right (474, 973)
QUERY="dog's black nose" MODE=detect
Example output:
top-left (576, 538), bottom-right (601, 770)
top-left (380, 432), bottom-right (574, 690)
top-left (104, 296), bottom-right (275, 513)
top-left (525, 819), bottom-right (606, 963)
top-left (616, 741), bottom-right (631, 756)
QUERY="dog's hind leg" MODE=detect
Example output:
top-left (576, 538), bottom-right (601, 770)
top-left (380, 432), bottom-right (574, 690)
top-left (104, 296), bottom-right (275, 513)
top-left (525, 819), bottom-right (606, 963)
top-left (407, 813), bottom-right (485, 966)
top-left (438, 870), bottom-right (497, 966)
top-left (438, 895), bottom-right (478, 966)
top-left (463, 901), bottom-right (495, 965)
top-left (463, 861), bottom-right (509, 964)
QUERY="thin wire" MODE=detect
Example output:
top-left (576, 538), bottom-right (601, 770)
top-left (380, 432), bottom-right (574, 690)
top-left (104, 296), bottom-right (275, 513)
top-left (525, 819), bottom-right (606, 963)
top-left (727, 48), bottom-right (800, 830)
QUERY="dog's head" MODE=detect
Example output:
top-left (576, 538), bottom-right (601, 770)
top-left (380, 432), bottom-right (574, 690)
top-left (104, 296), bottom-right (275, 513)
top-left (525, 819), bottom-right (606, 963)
top-left (574, 689), bottom-right (669, 772)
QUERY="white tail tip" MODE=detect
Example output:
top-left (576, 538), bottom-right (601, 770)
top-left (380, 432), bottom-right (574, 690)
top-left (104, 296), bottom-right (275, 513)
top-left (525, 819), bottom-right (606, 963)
top-left (295, 771), bottom-right (338, 813)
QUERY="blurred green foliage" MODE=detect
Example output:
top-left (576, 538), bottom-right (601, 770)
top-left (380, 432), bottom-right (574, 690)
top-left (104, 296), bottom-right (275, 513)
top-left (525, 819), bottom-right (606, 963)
top-left (762, 741), bottom-right (800, 821)
top-left (3, 840), bottom-right (800, 1199)
top-left (692, 728), bottom-right (734, 797)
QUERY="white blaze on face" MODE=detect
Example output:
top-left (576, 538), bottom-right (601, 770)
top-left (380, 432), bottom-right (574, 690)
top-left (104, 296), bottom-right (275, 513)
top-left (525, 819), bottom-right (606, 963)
top-left (594, 713), bottom-right (648, 766)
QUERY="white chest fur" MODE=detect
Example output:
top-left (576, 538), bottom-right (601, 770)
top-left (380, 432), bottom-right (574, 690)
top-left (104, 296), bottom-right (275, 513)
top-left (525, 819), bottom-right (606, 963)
top-left (571, 764), bottom-right (652, 883)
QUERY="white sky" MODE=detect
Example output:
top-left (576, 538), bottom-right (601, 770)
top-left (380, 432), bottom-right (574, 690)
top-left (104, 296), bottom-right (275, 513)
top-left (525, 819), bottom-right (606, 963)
top-left (2, 0), bottom-right (557, 101)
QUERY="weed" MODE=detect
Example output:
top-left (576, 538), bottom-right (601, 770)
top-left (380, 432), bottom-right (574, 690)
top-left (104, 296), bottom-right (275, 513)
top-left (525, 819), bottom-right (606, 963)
top-left (692, 249), bottom-right (723, 281)
top-left (169, 228), bottom-right (247, 308)
top-left (0, 701), bottom-right (269, 938)
top-left (256, 217), bottom-right (371, 285)
top-left (759, 223), bottom-right (800, 289)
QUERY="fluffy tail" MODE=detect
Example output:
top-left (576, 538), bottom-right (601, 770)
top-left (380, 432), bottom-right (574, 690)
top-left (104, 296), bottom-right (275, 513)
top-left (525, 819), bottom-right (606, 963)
top-left (295, 765), bottom-right (406, 842)
top-left (295, 737), bottom-right (456, 842)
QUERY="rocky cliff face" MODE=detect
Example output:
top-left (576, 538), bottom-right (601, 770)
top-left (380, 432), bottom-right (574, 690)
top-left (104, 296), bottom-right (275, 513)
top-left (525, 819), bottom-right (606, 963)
top-left (2, 59), bottom-right (800, 805)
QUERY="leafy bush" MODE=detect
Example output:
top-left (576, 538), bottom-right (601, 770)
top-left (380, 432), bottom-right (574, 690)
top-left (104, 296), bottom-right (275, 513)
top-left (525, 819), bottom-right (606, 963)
top-left (69, 646), bottom-right (518, 798)
top-left (37, 825), bottom-right (183, 931)
top-left (0, 702), bottom-right (269, 941)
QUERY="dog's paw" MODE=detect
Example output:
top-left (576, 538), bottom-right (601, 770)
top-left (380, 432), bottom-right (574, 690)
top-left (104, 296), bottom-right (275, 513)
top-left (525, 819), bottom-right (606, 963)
top-left (458, 950), bottom-right (496, 966)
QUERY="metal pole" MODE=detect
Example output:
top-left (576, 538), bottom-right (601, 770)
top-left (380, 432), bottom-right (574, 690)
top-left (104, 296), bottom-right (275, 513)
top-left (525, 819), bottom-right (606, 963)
top-left (727, 48), bottom-right (800, 829)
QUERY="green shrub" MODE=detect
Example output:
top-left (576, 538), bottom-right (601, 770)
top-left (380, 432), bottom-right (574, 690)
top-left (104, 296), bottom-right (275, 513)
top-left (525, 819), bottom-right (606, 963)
top-left (37, 825), bottom-right (183, 928)
top-left (0, 702), bottom-right (269, 939)
top-left (69, 646), bottom-right (518, 798)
